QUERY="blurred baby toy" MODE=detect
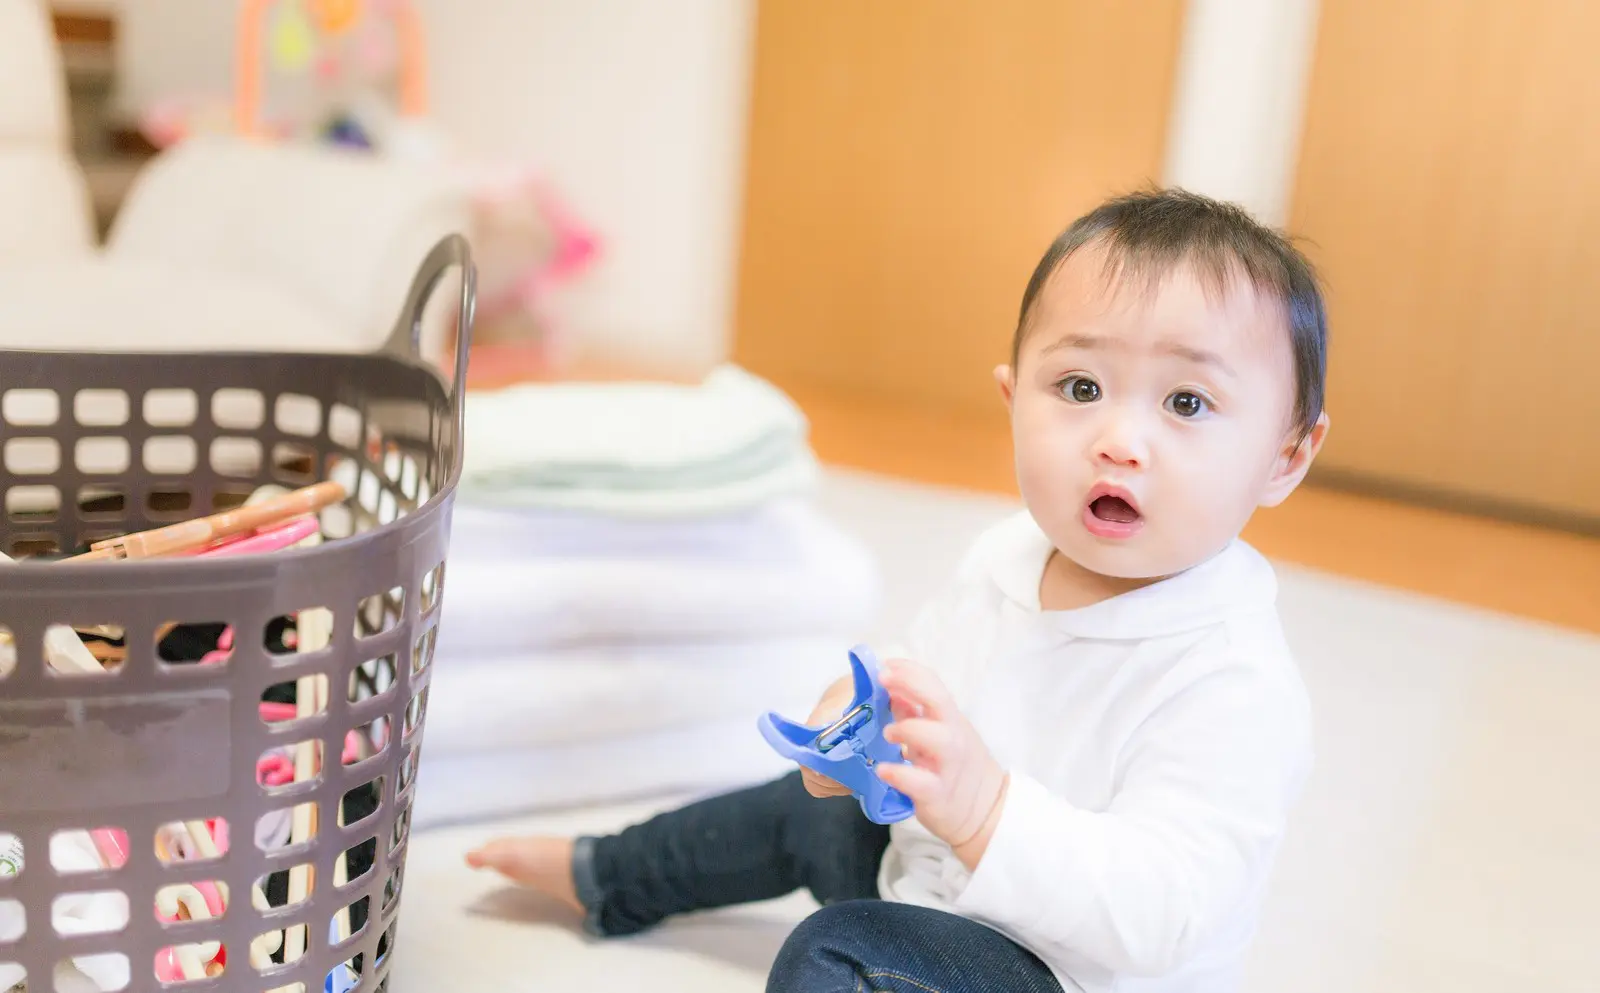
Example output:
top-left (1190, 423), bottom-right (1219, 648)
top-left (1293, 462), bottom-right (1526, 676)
top-left (138, 0), bottom-right (600, 363)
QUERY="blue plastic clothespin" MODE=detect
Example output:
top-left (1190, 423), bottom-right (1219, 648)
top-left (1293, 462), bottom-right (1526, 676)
top-left (758, 645), bottom-right (915, 825)
top-left (325, 960), bottom-right (356, 993)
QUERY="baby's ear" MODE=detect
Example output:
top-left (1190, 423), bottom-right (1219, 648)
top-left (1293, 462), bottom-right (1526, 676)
top-left (993, 364), bottom-right (1015, 409)
top-left (1260, 411), bottom-right (1330, 507)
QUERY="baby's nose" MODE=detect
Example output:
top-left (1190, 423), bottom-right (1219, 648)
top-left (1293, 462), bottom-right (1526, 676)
top-left (1097, 443), bottom-right (1142, 468)
top-left (1093, 418), bottom-right (1148, 467)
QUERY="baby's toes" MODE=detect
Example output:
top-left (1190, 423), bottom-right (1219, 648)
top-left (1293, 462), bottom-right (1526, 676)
top-left (466, 836), bottom-right (580, 909)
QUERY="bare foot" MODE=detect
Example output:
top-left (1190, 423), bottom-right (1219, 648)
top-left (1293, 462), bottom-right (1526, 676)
top-left (465, 836), bottom-right (584, 915)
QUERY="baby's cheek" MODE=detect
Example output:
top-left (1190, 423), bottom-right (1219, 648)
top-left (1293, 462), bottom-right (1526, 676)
top-left (1165, 446), bottom-right (1262, 547)
top-left (1013, 440), bottom-right (1076, 513)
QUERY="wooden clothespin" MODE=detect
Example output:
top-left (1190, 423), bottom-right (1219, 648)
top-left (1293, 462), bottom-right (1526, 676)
top-left (71, 481), bottom-right (346, 561)
top-left (0, 481), bottom-right (348, 676)
top-left (284, 532), bottom-right (333, 965)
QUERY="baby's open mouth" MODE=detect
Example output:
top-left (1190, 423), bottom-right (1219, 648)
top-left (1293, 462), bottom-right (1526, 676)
top-left (1083, 486), bottom-right (1144, 539)
top-left (1089, 494), bottom-right (1140, 524)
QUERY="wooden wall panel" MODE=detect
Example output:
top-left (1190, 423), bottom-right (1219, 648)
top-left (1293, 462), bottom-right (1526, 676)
top-left (732, 0), bottom-right (1186, 423)
top-left (1290, 0), bottom-right (1600, 524)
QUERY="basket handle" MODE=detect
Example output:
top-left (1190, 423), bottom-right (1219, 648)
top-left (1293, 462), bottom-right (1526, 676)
top-left (381, 234), bottom-right (476, 414)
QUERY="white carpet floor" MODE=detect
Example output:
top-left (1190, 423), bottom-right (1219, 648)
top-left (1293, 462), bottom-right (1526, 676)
top-left (391, 470), bottom-right (1600, 992)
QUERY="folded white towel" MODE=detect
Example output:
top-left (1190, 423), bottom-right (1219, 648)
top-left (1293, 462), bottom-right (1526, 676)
top-left (436, 500), bottom-right (880, 652)
top-left (448, 496), bottom-right (849, 565)
top-left (422, 637), bottom-right (844, 756)
top-left (447, 503), bottom-right (770, 564)
top-left (457, 452), bottom-right (821, 519)
top-left (460, 365), bottom-right (818, 517)
top-left (412, 717), bottom-right (794, 830)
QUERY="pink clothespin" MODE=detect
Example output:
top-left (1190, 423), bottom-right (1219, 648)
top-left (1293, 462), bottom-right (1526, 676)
top-left (209, 819), bottom-right (230, 855)
top-left (89, 828), bottom-right (129, 870)
top-left (259, 701), bottom-right (300, 724)
top-left (342, 730), bottom-right (363, 765)
top-left (154, 881), bottom-right (227, 981)
top-left (257, 708), bottom-right (365, 767)
top-left (187, 516), bottom-right (320, 558)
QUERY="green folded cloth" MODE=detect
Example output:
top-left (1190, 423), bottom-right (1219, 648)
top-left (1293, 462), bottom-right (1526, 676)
top-left (460, 365), bottom-right (819, 516)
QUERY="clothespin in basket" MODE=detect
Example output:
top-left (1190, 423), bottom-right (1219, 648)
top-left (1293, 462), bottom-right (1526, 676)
top-left (154, 823), bottom-right (277, 975)
top-left (281, 513), bottom-right (334, 966)
top-left (70, 481), bottom-right (346, 561)
top-left (87, 828), bottom-right (128, 870)
top-left (183, 515), bottom-right (321, 559)
top-left (154, 883), bottom-right (226, 981)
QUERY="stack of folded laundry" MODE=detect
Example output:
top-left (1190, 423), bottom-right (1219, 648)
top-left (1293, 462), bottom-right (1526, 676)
top-left (413, 365), bottom-right (881, 829)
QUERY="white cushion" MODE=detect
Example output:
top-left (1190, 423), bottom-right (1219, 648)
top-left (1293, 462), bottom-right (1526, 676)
top-left (0, 0), bottom-right (72, 147)
top-left (0, 148), bottom-right (95, 261)
top-left (107, 137), bottom-right (472, 361)
top-left (0, 0), bottom-right (92, 260)
top-left (0, 257), bottom-right (362, 354)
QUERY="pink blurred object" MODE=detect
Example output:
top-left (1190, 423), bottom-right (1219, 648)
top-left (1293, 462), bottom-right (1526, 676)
top-left (357, 22), bottom-right (397, 75)
top-left (467, 165), bottom-right (601, 365)
top-left (139, 99), bottom-right (191, 149)
top-left (316, 52), bottom-right (343, 83)
top-left (137, 96), bottom-right (259, 150)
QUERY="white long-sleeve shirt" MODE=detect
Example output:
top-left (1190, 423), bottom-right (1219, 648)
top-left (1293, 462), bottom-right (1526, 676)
top-left (877, 511), bottom-right (1312, 993)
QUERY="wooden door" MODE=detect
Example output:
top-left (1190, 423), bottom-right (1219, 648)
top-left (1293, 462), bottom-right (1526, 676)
top-left (1290, 0), bottom-right (1600, 526)
top-left (732, 0), bottom-right (1187, 426)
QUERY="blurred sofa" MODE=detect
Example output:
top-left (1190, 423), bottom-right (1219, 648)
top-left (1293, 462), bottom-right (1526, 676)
top-left (0, 0), bottom-right (470, 361)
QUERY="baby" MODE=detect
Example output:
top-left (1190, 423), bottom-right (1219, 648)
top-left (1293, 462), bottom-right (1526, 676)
top-left (467, 188), bottom-right (1329, 993)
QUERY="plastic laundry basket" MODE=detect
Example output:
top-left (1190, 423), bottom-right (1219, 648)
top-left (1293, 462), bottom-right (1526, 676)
top-left (0, 234), bottom-right (475, 992)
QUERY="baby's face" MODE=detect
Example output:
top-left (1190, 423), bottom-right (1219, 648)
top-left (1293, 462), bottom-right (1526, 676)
top-left (1000, 245), bottom-right (1320, 581)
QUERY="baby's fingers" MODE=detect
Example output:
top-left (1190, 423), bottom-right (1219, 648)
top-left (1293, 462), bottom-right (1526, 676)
top-left (876, 760), bottom-right (939, 802)
top-left (801, 768), bottom-right (852, 798)
top-left (882, 718), bottom-right (948, 770)
top-left (880, 661), bottom-right (953, 720)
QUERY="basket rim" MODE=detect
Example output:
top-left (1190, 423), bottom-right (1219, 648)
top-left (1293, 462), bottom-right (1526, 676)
top-left (0, 234), bottom-right (477, 584)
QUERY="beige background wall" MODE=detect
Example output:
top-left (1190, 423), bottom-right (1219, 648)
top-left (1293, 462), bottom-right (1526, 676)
top-left (1289, 0), bottom-right (1600, 522)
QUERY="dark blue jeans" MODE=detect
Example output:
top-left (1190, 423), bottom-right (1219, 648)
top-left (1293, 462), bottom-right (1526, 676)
top-left (573, 771), bottom-right (1064, 993)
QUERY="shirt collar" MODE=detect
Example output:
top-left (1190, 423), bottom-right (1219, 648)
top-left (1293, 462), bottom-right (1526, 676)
top-left (987, 511), bottom-right (1278, 639)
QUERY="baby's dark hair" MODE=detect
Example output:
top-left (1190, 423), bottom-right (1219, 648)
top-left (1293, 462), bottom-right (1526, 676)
top-left (1013, 188), bottom-right (1328, 441)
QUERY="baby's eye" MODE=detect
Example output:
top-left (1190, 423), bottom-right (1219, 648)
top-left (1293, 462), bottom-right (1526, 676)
top-left (1058, 376), bottom-right (1102, 404)
top-left (1165, 390), bottom-right (1211, 418)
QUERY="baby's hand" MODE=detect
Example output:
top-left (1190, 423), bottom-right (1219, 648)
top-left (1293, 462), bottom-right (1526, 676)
top-left (799, 676), bottom-right (856, 799)
top-left (876, 659), bottom-right (1007, 866)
